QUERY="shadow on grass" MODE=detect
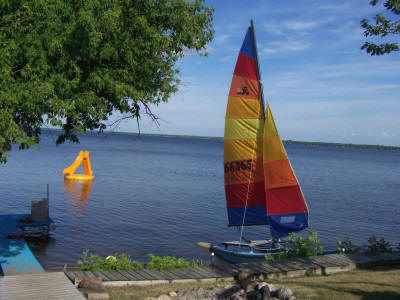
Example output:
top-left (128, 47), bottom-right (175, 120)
top-left (355, 291), bottom-right (400, 300)
top-left (284, 280), bottom-right (400, 300)
top-left (356, 264), bottom-right (400, 271)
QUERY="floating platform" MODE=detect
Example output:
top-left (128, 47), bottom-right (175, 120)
top-left (0, 214), bottom-right (54, 275)
top-left (63, 151), bottom-right (94, 181)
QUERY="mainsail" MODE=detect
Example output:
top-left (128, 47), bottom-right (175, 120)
top-left (224, 25), bottom-right (267, 226)
top-left (224, 21), bottom-right (309, 237)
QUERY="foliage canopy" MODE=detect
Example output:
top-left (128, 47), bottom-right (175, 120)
top-left (361, 0), bottom-right (400, 55)
top-left (0, 0), bottom-right (214, 162)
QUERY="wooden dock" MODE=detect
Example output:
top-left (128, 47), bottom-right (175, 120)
top-left (65, 252), bottom-right (400, 287)
top-left (0, 272), bottom-right (85, 300)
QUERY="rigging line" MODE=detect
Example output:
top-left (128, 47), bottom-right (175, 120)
top-left (238, 141), bottom-right (257, 248)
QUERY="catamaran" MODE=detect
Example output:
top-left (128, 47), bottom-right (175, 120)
top-left (198, 20), bottom-right (314, 264)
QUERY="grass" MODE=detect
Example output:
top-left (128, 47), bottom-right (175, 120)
top-left (107, 280), bottom-right (230, 300)
top-left (106, 266), bottom-right (400, 300)
top-left (271, 266), bottom-right (400, 300)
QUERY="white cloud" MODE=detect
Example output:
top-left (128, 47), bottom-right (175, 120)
top-left (315, 3), bottom-right (354, 13)
top-left (283, 21), bottom-right (319, 31)
top-left (214, 33), bottom-right (231, 45)
top-left (263, 21), bottom-right (284, 35)
top-left (260, 40), bottom-right (311, 55)
top-left (263, 20), bottom-right (321, 35)
top-left (381, 131), bottom-right (397, 138)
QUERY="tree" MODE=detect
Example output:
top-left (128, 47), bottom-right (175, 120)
top-left (361, 0), bottom-right (399, 55)
top-left (0, 0), bottom-right (214, 163)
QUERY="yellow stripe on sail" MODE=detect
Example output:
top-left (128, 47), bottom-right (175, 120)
top-left (224, 137), bottom-right (263, 162)
top-left (263, 135), bottom-right (287, 163)
top-left (264, 104), bottom-right (278, 137)
top-left (225, 96), bottom-right (263, 119)
top-left (263, 102), bottom-right (288, 163)
top-left (224, 118), bottom-right (264, 141)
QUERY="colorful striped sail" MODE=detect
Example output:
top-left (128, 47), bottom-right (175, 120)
top-left (224, 26), bottom-right (268, 226)
top-left (263, 103), bottom-right (309, 238)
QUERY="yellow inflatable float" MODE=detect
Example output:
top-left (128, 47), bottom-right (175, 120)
top-left (63, 151), bottom-right (94, 181)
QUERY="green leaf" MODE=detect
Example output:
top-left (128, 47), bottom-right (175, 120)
top-left (0, 0), bottom-right (214, 163)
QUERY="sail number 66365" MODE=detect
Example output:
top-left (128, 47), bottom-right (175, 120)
top-left (224, 160), bottom-right (253, 173)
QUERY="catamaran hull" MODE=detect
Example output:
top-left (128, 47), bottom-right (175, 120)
top-left (210, 245), bottom-right (283, 264)
top-left (210, 245), bottom-right (339, 264)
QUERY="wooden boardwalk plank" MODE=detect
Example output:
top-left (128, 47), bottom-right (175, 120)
top-left (126, 270), bottom-right (152, 281)
top-left (101, 271), bottom-right (126, 281)
top-left (135, 269), bottom-right (159, 280)
top-left (190, 266), bottom-right (221, 278)
top-left (324, 254), bottom-right (352, 266)
top-left (313, 255), bottom-right (343, 267)
top-left (212, 264), bottom-right (237, 276)
top-left (292, 257), bottom-right (325, 268)
top-left (330, 255), bottom-right (355, 266)
top-left (140, 269), bottom-right (169, 280)
top-left (82, 271), bottom-right (97, 278)
top-left (249, 263), bottom-right (280, 274)
top-left (114, 271), bottom-right (135, 280)
top-left (178, 267), bottom-right (207, 279)
top-left (59, 253), bottom-right (400, 285)
top-left (121, 270), bottom-right (142, 281)
top-left (158, 270), bottom-right (182, 280)
top-left (325, 254), bottom-right (354, 266)
top-left (244, 263), bottom-right (268, 274)
top-left (92, 271), bottom-right (112, 281)
top-left (139, 269), bottom-right (163, 280)
top-left (285, 259), bottom-right (317, 270)
top-left (65, 271), bottom-right (76, 282)
top-left (0, 272), bottom-right (85, 300)
top-left (166, 267), bottom-right (201, 279)
top-left (188, 267), bottom-right (219, 278)
top-left (264, 260), bottom-right (297, 272)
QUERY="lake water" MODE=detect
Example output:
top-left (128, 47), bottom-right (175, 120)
top-left (0, 130), bottom-right (399, 269)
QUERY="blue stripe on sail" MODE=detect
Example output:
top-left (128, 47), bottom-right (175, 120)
top-left (268, 213), bottom-right (309, 238)
top-left (239, 28), bottom-right (256, 59)
top-left (227, 206), bottom-right (268, 226)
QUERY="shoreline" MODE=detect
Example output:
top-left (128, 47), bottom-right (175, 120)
top-left (42, 128), bottom-right (400, 151)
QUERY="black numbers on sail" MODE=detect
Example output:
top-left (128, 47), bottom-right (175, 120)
top-left (224, 160), bottom-right (253, 173)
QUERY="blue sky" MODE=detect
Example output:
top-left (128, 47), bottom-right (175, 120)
top-left (117, 0), bottom-right (400, 146)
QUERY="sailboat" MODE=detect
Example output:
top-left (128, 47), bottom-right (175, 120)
top-left (198, 20), bottom-right (312, 263)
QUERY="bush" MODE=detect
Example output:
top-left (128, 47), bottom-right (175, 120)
top-left (265, 230), bottom-right (323, 261)
top-left (366, 235), bottom-right (392, 253)
top-left (286, 229), bottom-right (323, 258)
top-left (146, 254), bottom-right (201, 271)
top-left (337, 235), bottom-right (393, 255)
top-left (77, 250), bottom-right (143, 271)
top-left (337, 239), bottom-right (362, 254)
top-left (76, 250), bottom-right (202, 272)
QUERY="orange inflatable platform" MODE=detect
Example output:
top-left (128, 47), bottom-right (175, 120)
top-left (63, 151), bottom-right (94, 181)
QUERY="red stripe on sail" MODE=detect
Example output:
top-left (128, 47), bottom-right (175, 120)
top-left (266, 185), bottom-right (308, 215)
top-left (234, 53), bottom-right (258, 81)
top-left (226, 181), bottom-right (265, 208)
